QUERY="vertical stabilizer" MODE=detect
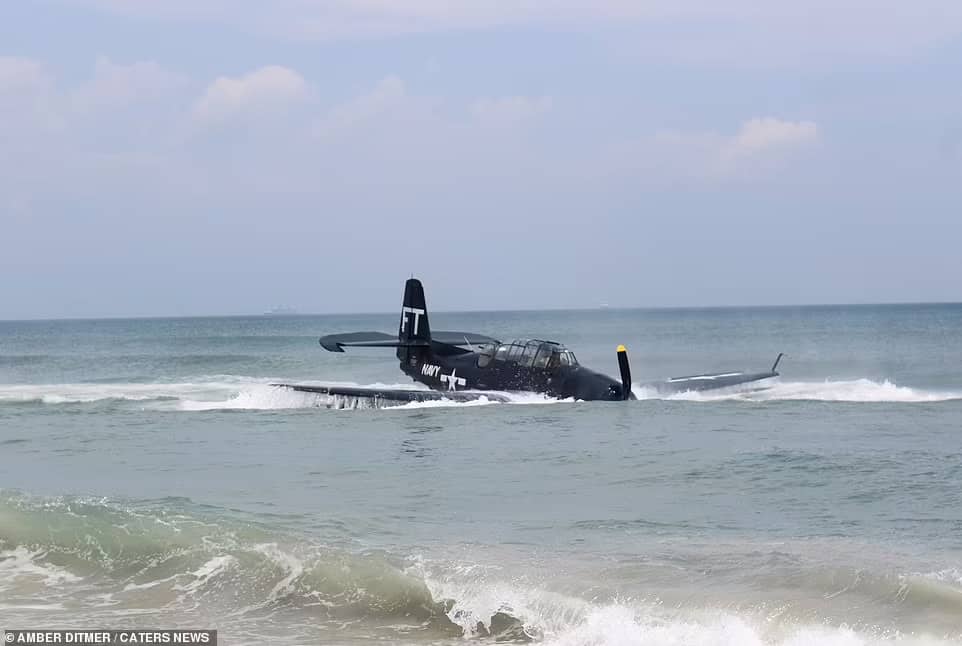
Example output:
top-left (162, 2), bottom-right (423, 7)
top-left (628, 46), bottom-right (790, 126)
top-left (397, 278), bottom-right (431, 362)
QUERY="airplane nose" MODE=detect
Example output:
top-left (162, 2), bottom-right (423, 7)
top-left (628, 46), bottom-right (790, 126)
top-left (573, 372), bottom-right (632, 401)
top-left (604, 381), bottom-right (637, 401)
top-left (556, 367), bottom-right (636, 401)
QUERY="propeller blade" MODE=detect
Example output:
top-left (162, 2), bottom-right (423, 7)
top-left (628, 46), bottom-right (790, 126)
top-left (617, 344), bottom-right (632, 400)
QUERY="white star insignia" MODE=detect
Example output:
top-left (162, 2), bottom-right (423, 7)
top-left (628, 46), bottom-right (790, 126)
top-left (440, 369), bottom-right (466, 391)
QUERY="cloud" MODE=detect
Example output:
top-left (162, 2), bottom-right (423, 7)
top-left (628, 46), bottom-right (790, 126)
top-left (471, 96), bottom-right (552, 126)
top-left (1, 55), bottom-right (824, 210)
top-left (0, 57), bottom-right (61, 135)
top-left (722, 118), bottom-right (818, 163)
top-left (1, 56), bottom-right (186, 120)
top-left (313, 75), bottom-right (407, 137)
top-left (615, 118), bottom-right (820, 185)
top-left (69, 0), bottom-right (626, 38)
top-left (192, 65), bottom-right (308, 125)
top-left (71, 57), bottom-right (187, 113)
top-left (62, 0), bottom-right (962, 63)
top-left (0, 54), bottom-right (823, 197)
top-left (0, 56), bottom-right (49, 92)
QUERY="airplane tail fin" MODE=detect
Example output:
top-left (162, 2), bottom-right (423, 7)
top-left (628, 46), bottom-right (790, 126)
top-left (397, 278), bottom-right (431, 362)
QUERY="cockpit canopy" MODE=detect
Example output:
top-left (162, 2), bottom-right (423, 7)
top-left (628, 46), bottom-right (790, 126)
top-left (479, 339), bottom-right (579, 369)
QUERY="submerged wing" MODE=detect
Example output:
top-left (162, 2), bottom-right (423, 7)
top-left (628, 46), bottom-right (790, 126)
top-left (657, 370), bottom-right (777, 392)
top-left (650, 354), bottom-right (784, 393)
top-left (272, 383), bottom-right (510, 403)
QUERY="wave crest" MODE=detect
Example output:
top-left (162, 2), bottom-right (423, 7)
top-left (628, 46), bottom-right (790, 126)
top-left (0, 493), bottom-right (455, 630)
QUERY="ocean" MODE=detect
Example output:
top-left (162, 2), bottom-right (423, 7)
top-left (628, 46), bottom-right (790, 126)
top-left (2, 304), bottom-right (962, 644)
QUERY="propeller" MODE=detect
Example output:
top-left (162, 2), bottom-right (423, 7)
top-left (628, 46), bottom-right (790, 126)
top-left (617, 344), bottom-right (632, 400)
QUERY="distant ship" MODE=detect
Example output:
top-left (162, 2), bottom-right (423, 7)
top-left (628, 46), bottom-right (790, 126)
top-left (263, 305), bottom-right (299, 316)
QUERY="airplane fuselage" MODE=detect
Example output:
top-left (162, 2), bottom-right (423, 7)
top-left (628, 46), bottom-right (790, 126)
top-left (398, 348), bottom-right (633, 401)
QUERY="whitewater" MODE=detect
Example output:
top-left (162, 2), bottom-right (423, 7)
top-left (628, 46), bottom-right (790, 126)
top-left (1, 376), bottom-right (960, 410)
top-left (2, 303), bottom-right (962, 644)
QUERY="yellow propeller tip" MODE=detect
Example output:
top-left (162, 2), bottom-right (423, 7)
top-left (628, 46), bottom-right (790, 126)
top-left (617, 344), bottom-right (627, 353)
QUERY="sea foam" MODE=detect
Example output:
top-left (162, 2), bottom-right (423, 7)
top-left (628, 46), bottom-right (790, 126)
top-left (0, 376), bottom-right (959, 412)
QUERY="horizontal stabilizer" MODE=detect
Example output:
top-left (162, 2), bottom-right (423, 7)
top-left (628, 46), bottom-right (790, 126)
top-left (319, 330), bottom-right (498, 352)
top-left (319, 331), bottom-right (426, 352)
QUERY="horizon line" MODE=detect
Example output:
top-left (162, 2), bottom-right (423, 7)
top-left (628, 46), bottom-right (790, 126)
top-left (2, 299), bottom-right (962, 323)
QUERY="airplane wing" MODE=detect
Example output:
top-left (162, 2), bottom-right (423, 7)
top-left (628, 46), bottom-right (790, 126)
top-left (648, 353), bottom-right (784, 394)
top-left (319, 331), bottom-right (498, 352)
top-left (272, 383), bottom-right (510, 403)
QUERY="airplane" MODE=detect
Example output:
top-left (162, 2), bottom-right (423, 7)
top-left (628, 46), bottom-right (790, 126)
top-left (273, 278), bottom-right (784, 405)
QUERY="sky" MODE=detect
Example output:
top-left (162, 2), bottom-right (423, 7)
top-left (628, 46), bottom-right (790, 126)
top-left (1, 1), bottom-right (961, 318)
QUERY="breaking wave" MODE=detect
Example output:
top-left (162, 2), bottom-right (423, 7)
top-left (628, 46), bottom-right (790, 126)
top-left (408, 544), bottom-right (962, 645)
top-left (0, 492), bottom-right (461, 638)
top-left (3, 492), bottom-right (961, 644)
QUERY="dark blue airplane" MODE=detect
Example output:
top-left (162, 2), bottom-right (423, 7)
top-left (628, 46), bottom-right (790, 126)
top-left (275, 278), bottom-right (783, 404)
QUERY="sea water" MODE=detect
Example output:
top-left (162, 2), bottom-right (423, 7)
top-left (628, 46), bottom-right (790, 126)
top-left (1, 304), bottom-right (962, 644)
